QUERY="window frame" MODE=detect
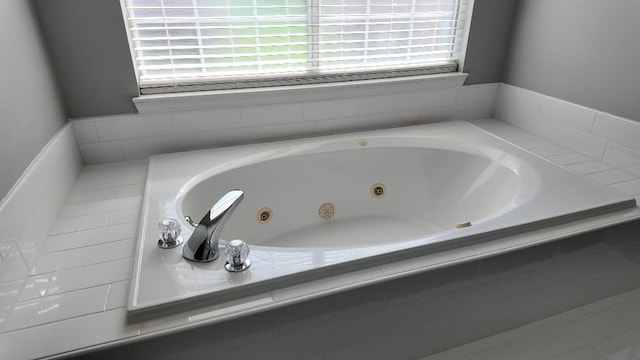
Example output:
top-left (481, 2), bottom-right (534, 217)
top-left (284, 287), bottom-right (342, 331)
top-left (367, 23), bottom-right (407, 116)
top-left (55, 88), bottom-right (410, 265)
top-left (121, 0), bottom-right (474, 97)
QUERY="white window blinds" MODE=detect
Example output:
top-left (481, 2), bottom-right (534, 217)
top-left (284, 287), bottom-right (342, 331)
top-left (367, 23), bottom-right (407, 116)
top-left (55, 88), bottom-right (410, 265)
top-left (122, 0), bottom-right (471, 94)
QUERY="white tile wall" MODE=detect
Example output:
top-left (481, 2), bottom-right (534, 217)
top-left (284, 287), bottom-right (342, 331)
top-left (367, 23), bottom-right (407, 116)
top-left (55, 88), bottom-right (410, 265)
top-left (587, 169), bottom-right (636, 185)
top-left (42, 222), bottom-right (138, 253)
top-left (72, 83), bottom-right (500, 164)
top-left (172, 108), bottom-right (242, 133)
top-left (95, 114), bottom-right (173, 142)
top-left (78, 141), bottom-right (125, 164)
top-left (60, 238), bottom-right (134, 270)
top-left (71, 121), bottom-right (99, 144)
top-left (602, 143), bottom-right (640, 178)
top-left (0, 308), bottom-right (139, 360)
top-left (194, 127), bottom-right (262, 149)
top-left (4, 285), bottom-right (109, 331)
top-left (241, 103), bottom-right (303, 127)
top-left (611, 179), bottom-right (640, 198)
top-left (0, 123), bottom-right (82, 315)
top-left (538, 96), bottom-right (596, 133)
top-left (592, 113), bottom-right (640, 153)
top-left (121, 132), bottom-right (196, 160)
top-left (18, 257), bottom-right (131, 300)
top-left (566, 161), bottom-right (613, 176)
top-left (259, 121), bottom-right (319, 142)
top-left (547, 153), bottom-right (592, 166)
top-left (58, 194), bottom-right (142, 218)
top-left (496, 84), bottom-right (640, 179)
top-left (49, 212), bottom-right (109, 235)
top-left (106, 281), bottom-right (130, 311)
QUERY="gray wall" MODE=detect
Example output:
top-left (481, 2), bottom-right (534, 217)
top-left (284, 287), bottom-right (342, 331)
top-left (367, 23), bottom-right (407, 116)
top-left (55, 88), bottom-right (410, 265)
top-left (503, 0), bottom-right (640, 122)
top-left (0, 1), bottom-right (67, 201)
top-left (463, 0), bottom-right (518, 85)
top-left (31, 0), bottom-right (517, 119)
top-left (32, 0), bottom-right (139, 118)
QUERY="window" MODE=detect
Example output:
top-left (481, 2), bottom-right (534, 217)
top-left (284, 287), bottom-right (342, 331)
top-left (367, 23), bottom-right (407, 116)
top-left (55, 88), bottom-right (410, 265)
top-left (122, 0), bottom-right (472, 94)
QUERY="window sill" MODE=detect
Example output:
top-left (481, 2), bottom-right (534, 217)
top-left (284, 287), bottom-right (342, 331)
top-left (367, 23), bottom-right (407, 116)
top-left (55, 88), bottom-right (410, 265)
top-left (133, 72), bottom-right (468, 114)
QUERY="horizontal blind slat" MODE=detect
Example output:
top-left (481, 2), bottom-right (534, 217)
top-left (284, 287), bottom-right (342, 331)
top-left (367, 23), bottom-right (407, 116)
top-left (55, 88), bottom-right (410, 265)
top-left (132, 30), bottom-right (462, 41)
top-left (128, 17), bottom-right (466, 30)
top-left (131, 33), bottom-right (464, 47)
top-left (137, 51), bottom-right (457, 72)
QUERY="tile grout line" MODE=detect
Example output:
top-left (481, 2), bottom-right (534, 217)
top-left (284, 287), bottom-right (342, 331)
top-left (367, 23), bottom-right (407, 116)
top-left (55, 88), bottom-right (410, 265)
top-left (104, 283), bottom-right (112, 312)
top-left (2, 308), bottom-right (109, 334)
top-left (16, 266), bottom-right (132, 306)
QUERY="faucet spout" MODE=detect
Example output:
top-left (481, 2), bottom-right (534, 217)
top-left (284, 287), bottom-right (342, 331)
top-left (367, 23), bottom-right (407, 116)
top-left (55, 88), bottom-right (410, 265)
top-left (182, 189), bottom-right (244, 262)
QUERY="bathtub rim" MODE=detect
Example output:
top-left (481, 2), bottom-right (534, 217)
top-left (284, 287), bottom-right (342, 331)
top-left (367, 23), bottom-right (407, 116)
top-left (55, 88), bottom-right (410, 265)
top-left (127, 121), bottom-right (639, 320)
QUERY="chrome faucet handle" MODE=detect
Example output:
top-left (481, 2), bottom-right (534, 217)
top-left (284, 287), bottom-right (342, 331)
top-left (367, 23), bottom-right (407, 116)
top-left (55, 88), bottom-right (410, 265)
top-left (157, 218), bottom-right (183, 249)
top-left (224, 239), bottom-right (251, 272)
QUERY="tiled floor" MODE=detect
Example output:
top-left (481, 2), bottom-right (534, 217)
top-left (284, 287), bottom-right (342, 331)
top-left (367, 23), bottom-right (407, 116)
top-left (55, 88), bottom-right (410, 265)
top-left (420, 289), bottom-right (640, 360)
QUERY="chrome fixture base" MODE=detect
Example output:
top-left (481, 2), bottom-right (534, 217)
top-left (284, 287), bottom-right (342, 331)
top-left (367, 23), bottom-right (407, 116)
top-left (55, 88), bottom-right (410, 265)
top-left (225, 258), bottom-right (251, 272)
top-left (183, 245), bottom-right (220, 262)
top-left (224, 239), bottom-right (251, 272)
top-left (158, 236), bottom-right (183, 249)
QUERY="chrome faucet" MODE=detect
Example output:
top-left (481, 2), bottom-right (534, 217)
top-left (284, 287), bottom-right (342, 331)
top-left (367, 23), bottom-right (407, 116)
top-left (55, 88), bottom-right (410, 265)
top-left (182, 189), bottom-right (244, 262)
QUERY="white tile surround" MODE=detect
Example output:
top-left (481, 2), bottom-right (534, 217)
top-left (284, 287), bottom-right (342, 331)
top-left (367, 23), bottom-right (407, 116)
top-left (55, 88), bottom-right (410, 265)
top-left (0, 123), bottom-right (82, 330)
top-left (71, 83), bottom-right (499, 164)
top-left (496, 84), bottom-right (640, 191)
top-left (1, 82), bottom-right (640, 359)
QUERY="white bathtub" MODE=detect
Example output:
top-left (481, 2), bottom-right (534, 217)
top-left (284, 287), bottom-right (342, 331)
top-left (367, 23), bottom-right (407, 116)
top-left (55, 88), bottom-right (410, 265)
top-left (129, 121), bottom-right (636, 318)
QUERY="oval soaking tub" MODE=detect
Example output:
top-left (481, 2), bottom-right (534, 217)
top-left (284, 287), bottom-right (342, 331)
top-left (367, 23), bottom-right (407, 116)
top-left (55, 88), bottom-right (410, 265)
top-left (180, 144), bottom-right (523, 249)
top-left (129, 121), bottom-right (637, 318)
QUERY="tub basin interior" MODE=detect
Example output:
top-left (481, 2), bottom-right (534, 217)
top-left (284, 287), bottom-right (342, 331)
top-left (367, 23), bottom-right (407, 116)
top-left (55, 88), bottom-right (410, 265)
top-left (179, 147), bottom-right (523, 248)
